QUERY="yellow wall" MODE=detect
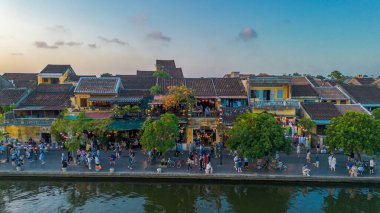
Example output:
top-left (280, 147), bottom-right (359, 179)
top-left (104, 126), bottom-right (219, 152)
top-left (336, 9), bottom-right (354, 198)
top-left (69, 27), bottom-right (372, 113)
top-left (73, 94), bottom-right (91, 109)
top-left (253, 108), bottom-right (296, 116)
top-left (4, 125), bottom-right (52, 142)
top-left (37, 71), bottom-right (68, 84)
top-left (250, 84), bottom-right (290, 101)
top-left (323, 100), bottom-right (350, 104)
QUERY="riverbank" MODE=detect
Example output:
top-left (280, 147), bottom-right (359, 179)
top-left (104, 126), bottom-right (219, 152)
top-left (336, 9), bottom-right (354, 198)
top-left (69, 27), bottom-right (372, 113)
top-left (2, 170), bottom-right (380, 185)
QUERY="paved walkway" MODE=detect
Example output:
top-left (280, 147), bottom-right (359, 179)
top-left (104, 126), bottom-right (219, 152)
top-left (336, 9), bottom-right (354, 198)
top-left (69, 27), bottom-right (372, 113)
top-left (0, 147), bottom-right (378, 180)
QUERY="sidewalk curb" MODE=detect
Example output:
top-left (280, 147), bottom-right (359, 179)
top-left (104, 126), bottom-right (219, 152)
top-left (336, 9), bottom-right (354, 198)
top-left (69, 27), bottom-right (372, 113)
top-left (1, 171), bottom-right (380, 185)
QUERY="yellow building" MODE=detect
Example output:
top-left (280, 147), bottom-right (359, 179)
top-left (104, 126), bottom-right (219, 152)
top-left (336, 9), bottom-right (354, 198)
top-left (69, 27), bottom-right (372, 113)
top-left (249, 76), bottom-right (299, 122)
top-left (37, 64), bottom-right (77, 85)
top-left (73, 77), bottom-right (122, 110)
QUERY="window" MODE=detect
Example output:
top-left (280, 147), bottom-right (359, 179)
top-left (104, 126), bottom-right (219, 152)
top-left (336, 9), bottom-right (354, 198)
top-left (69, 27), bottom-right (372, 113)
top-left (51, 78), bottom-right (59, 84)
top-left (277, 90), bottom-right (284, 99)
top-left (80, 98), bottom-right (88, 108)
top-left (42, 78), bottom-right (49, 83)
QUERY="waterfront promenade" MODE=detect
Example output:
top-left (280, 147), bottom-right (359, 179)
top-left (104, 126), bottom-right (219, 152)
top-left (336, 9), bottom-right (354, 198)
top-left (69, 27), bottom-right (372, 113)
top-left (1, 148), bottom-right (379, 184)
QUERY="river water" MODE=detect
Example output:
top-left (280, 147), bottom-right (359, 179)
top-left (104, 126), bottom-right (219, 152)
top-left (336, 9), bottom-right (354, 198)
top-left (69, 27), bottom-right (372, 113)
top-left (0, 180), bottom-right (379, 213)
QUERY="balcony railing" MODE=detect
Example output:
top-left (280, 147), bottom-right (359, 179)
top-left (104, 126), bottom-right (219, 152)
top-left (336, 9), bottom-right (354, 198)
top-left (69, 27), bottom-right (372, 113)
top-left (190, 111), bottom-right (220, 118)
top-left (3, 118), bottom-right (56, 126)
top-left (252, 100), bottom-right (300, 109)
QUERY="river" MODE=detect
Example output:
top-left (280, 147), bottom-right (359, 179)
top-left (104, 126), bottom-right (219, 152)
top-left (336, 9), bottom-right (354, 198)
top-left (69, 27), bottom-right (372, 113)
top-left (0, 180), bottom-right (378, 213)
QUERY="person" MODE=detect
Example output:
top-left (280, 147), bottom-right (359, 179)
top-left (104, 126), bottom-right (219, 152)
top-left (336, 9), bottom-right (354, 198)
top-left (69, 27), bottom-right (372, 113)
top-left (370, 158), bottom-right (376, 175)
top-left (205, 162), bottom-right (213, 174)
top-left (328, 154), bottom-right (333, 171)
top-left (95, 156), bottom-right (101, 171)
top-left (313, 155), bottom-right (319, 168)
top-left (302, 164), bottom-right (310, 176)
top-left (187, 155), bottom-right (193, 172)
top-left (233, 155), bottom-right (239, 170)
top-left (306, 150), bottom-right (311, 163)
top-left (237, 157), bottom-right (243, 173)
top-left (296, 144), bottom-right (301, 158)
top-left (244, 157), bottom-right (249, 169)
top-left (199, 155), bottom-right (204, 171)
top-left (87, 152), bottom-right (92, 170)
top-left (316, 141), bottom-right (321, 153)
top-left (110, 153), bottom-right (116, 167)
top-left (40, 151), bottom-right (45, 165)
top-left (350, 165), bottom-right (358, 177)
top-left (128, 152), bottom-right (135, 170)
top-left (331, 155), bottom-right (336, 172)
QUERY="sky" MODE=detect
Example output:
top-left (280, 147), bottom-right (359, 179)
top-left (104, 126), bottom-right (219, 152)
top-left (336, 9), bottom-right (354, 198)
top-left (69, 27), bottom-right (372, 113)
top-left (0, 0), bottom-right (380, 77)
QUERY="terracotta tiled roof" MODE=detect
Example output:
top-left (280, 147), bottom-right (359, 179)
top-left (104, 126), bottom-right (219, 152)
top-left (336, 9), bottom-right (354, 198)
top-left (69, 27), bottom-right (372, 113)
top-left (156, 60), bottom-right (184, 78)
top-left (118, 89), bottom-right (150, 97)
top-left (334, 104), bottom-right (369, 115)
top-left (117, 75), bottom-right (157, 90)
top-left (341, 85), bottom-right (380, 105)
top-left (35, 84), bottom-right (73, 93)
top-left (291, 85), bottom-right (318, 97)
top-left (158, 78), bottom-right (185, 94)
top-left (353, 78), bottom-right (376, 85)
top-left (2, 73), bottom-right (37, 88)
top-left (69, 75), bottom-right (96, 82)
top-left (74, 77), bottom-right (121, 94)
top-left (185, 78), bottom-right (216, 97)
top-left (136, 70), bottom-right (155, 77)
top-left (314, 87), bottom-right (349, 100)
top-left (213, 78), bottom-right (247, 97)
top-left (301, 102), bottom-right (341, 120)
top-left (40, 64), bottom-right (72, 74)
top-left (0, 88), bottom-right (28, 106)
top-left (292, 77), bottom-right (309, 85)
top-left (17, 84), bottom-right (73, 110)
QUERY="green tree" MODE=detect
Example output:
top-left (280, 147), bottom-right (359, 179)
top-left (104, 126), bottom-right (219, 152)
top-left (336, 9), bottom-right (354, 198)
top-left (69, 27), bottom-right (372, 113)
top-left (291, 72), bottom-right (302, 77)
top-left (140, 113), bottom-right (179, 154)
top-left (328, 70), bottom-right (345, 83)
top-left (325, 111), bottom-right (380, 161)
top-left (315, 75), bottom-right (326, 80)
top-left (100, 73), bottom-right (113, 77)
top-left (297, 118), bottom-right (316, 136)
top-left (150, 84), bottom-right (161, 95)
top-left (163, 85), bottom-right (196, 111)
top-left (153, 70), bottom-right (171, 79)
top-left (227, 112), bottom-right (291, 159)
top-left (372, 108), bottom-right (380, 119)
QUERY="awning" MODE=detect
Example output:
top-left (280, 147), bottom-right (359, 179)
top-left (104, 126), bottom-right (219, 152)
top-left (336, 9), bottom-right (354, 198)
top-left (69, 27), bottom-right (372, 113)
top-left (313, 120), bottom-right (330, 125)
top-left (107, 119), bottom-right (145, 131)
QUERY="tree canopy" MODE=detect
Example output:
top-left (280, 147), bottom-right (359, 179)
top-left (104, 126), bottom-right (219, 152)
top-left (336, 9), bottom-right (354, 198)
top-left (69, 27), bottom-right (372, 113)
top-left (325, 111), bottom-right (380, 160)
top-left (153, 70), bottom-right (171, 79)
top-left (100, 73), bottom-right (113, 77)
top-left (372, 108), bottom-right (380, 119)
top-left (226, 112), bottom-right (291, 159)
top-left (51, 113), bottom-right (111, 151)
top-left (298, 118), bottom-right (316, 136)
top-left (149, 84), bottom-right (161, 95)
top-left (140, 113), bottom-right (179, 153)
top-left (163, 85), bottom-right (196, 111)
top-left (328, 70), bottom-right (345, 83)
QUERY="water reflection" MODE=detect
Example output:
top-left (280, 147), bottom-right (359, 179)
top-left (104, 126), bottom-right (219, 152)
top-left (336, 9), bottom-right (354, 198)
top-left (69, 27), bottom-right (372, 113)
top-left (0, 181), bottom-right (379, 213)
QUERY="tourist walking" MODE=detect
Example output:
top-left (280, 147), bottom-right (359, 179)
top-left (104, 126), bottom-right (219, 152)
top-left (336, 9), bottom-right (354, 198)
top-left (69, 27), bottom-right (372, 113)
top-left (331, 155), bottom-right (336, 172)
top-left (306, 150), bottom-right (311, 163)
top-left (205, 162), bottom-right (213, 174)
top-left (87, 152), bottom-right (92, 170)
top-left (370, 158), bottom-right (376, 175)
top-left (296, 144), bottom-right (301, 158)
top-left (187, 154), bottom-right (193, 172)
top-left (199, 155), bottom-right (204, 171)
top-left (313, 155), bottom-right (319, 168)
top-left (302, 164), bottom-right (311, 176)
top-left (128, 152), bottom-right (135, 170)
top-left (328, 154), bottom-right (332, 171)
top-left (316, 141), bottom-right (321, 153)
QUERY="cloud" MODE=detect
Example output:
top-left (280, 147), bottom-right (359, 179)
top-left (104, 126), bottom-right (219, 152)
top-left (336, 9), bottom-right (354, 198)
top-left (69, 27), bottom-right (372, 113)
top-left (130, 13), bottom-right (148, 25)
top-left (11, 53), bottom-right (23, 56)
top-left (238, 27), bottom-right (258, 41)
top-left (34, 41), bottom-right (58, 49)
top-left (47, 25), bottom-right (69, 33)
top-left (146, 31), bottom-right (171, 42)
top-left (88, 43), bottom-right (98, 48)
top-left (55, 41), bottom-right (65, 46)
top-left (66, 41), bottom-right (83, 46)
top-left (98, 36), bottom-right (127, 45)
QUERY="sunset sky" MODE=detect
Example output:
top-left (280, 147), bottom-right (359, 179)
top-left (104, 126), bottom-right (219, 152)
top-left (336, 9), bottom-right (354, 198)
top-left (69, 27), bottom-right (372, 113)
top-left (1, 0), bottom-right (379, 77)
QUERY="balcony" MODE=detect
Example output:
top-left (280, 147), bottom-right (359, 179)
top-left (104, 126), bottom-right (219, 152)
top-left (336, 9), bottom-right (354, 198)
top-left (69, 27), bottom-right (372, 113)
top-left (252, 100), bottom-right (300, 109)
top-left (2, 118), bottom-right (56, 126)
